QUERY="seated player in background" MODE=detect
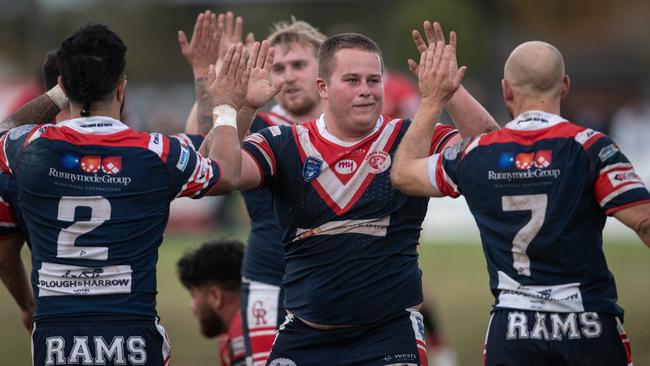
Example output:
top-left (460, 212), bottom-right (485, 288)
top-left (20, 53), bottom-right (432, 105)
top-left (391, 36), bottom-right (650, 366)
top-left (0, 22), bottom-right (259, 365)
top-left (177, 239), bottom-right (246, 366)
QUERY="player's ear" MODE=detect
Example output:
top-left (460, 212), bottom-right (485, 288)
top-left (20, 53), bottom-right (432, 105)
top-left (116, 77), bottom-right (127, 103)
top-left (560, 74), bottom-right (570, 98)
top-left (316, 77), bottom-right (328, 99)
top-left (207, 286), bottom-right (223, 309)
top-left (501, 79), bottom-right (513, 103)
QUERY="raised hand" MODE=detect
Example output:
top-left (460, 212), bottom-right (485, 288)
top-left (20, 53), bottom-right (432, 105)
top-left (408, 21), bottom-right (458, 78)
top-left (243, 40), bottom-right (285, 110)
top-left (417, 29), bottom-right (466, 103)
top-left (218, 12), bottom-right (244, 60)
top-left (178, 10), bottom-right (222, 78)
top-left (207, 43), bottom-right (252, 110)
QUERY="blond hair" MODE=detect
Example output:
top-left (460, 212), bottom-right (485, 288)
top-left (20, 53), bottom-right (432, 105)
top-left (267, 17), bottom-right (326, 54)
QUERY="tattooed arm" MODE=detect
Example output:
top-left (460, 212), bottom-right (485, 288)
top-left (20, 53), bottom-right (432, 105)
top-left (0, 94), bottom-right (62, 134)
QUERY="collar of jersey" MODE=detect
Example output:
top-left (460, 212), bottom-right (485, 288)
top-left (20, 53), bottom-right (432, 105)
top-left (315, 114), bottom-right (384, 147)
top-left (504, 110), bottom-right (567, 131)
top-left (270, 104), bottom-right (302, 124)
top-left (58, 116), bottom-right (130, 134)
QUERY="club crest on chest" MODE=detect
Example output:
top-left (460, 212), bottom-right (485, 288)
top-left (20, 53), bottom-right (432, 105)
top-left (302, 156), bottom-right (323, 182)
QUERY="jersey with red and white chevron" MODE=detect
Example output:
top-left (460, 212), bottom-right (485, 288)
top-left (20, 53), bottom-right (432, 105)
top-left (429, 110), bottom-right (650, 316)
top-left (243, 114), bottom-right (457, 325)
top-left (0, 117), bottom-right (221, 320)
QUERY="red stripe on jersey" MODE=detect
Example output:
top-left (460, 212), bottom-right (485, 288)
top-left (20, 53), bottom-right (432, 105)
top-left (243, 149), bottom-right (265, 189)
top-left (594, 164), bottom-right (645, 207)
top-left (41, 125), bottom-right (151, 150)
top-left (0, 133), bottom-right (10, 173)
top-left (430, 124), bottom-right (458, 154)
top-left (478, 122), bottom-right (589, 147)
top-left (416, 339), bottom-right (428, 366)
top-left (246, 134), bottom-right (277, 176)
top-left (159, 135), bottom-right (170, 163)
top-left (604, 199), bottom-right (650, 216)
top-left (435, 155), bottom-right (460, 198)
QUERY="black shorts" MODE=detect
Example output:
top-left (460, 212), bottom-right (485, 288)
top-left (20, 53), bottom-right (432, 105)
top-left (32, 315), bottom-right (171, 366)
top-left (484, 309), bottom-right (632, 366)
top-left (267, 309), bottom-right (428, 366)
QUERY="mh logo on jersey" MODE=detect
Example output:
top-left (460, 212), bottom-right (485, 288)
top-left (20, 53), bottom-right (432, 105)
top-left (499, 150), bottom-right (552, 170)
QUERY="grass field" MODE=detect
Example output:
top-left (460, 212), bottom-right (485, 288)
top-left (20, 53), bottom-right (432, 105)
top-left (1, 235), bottom-right (648, 365)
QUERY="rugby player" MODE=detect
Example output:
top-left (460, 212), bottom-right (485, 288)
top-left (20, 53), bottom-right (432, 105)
top-left (391, 36), bottom-right (650, 366)
top-left (0, 23), bottom-right (257, 365)
top-left (177, 239), bottom-right (246, 366)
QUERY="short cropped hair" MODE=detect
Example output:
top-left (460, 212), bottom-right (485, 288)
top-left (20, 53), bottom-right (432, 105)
top-left (267, 17), bottom-right (326, 55)
top-left (176, 239), bottom-right (244, 292)
top-left (57, 24), bottom-right (127, 116)
top-left (318, 33), bottom-right (383, 81)
top-left (42, 50), bottom-right (60, 90)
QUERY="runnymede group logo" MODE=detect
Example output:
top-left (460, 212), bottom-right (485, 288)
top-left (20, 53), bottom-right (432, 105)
top-left (490, 150), bottom-right (560, 181)
top-left (62, 154), bottom-right (122, 175)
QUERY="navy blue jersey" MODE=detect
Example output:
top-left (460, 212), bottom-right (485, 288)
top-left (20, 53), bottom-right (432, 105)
top-left (243, 115), bottom-right (457, 325)
top-left (241, 111), bottom-right (295, 286)
top-left (0, 172), bottom-right (19, 237)
top-left (428, 110), bottom-right (650, 317)
top-left (0, 117), bottom-right (221, 320)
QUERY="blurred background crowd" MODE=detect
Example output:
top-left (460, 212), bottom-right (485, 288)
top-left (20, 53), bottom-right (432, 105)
top-left (0, 0), bottom-right (648, 235)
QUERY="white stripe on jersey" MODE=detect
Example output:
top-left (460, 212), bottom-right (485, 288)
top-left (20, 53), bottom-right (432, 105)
top-left (293, 216), bottom-right (390, 242)
top-left (599, 183), bottom-right (646, 207)
top-left (148, 133), bottom-right (164, 158)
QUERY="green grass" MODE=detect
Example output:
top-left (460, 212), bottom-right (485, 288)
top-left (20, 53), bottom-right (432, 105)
top-left (1, 236), bottom-right (648, 365)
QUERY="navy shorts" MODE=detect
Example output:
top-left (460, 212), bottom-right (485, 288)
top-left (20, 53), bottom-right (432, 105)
top-left (267, 309), bottom-right (428, 366)
top-left (32, 315), bottom-right (171, 366)
top-left (484, 309), bottom-right (632, 366)
top-left (241, 278), bottom-right (286, 366)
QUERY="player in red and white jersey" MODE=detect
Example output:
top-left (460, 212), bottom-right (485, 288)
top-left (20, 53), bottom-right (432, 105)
top-left (392, 36), bottom-right (650, 366)
top-left (209, 21), bottom-right (498, 364)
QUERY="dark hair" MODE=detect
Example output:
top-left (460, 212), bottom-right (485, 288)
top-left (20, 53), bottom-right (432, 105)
top-left (318, 33), bottom-right (383, 81)
top-left (57, 24), bottom-right (127, 116)
top-left (42, 50), bottom-right (60, 90)
top-left (177, 239), bottom-right (244, 292)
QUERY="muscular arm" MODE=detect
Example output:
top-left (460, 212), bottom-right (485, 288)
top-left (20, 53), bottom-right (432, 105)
top-left (0, 94), bottom-right (60, 133)
top-left (613, 203), bottom-right (650, 247)
top-left (446, 85), bottom-right (499, 138)
top-left (195, 77), bottom-right (214, 136)
top-left (0, 233), bottom-right (34, 332)
top-left (391, 101), bottom-right (446, 197)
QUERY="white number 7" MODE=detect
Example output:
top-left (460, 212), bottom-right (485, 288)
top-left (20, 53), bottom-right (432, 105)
top-left (501, 194), bottom-right (547, 277)
top-left (57, 196), bottom-right (111, 260)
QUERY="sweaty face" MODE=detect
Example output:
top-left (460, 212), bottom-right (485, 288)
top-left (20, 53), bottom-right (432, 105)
top-left (271, 42), bottom-right (320, 118)
top-left (189, 287), bottom-right (225, 338)
top-left (321, 48), bottom-right (384, 136)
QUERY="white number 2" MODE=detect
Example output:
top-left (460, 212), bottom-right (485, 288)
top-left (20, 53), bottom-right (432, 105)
top-left (57, 196), bottom-right (111, 260)
top-left (501, 194), bottom-right (547, 277)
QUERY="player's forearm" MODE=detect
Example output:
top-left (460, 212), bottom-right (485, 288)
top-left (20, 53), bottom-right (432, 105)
top-left (446, 85), bottom-right (499, 138)
top-left (392, 99), bottom-right (444, 190)
top-left (0, 245), bottom-right (34, 311)
top-left (207, 126), bottom-right (241, 194)
top-left (194, 77), bottom-right (213, 136)
top-left (0, 94), bottom-right (60, 133)
top-left (236, 106), bottom-right (256, 142)
top-left (635, 216), bottom-right (650, 248)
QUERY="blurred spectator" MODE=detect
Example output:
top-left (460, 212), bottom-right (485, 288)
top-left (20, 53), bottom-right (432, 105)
top-left (382, 69), bottom-right (420, 119)
top-left (610, 92), bottom-right (650, 182)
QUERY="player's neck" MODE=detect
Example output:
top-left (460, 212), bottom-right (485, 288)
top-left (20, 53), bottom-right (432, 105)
top-left (294, 104), bottom-right (323, 122)
top-left (321, 110), bottom-right (376, 142)
top-left (69, 101), bottom-right (121, 120)
top-left (512, 97), bottom-right (562, 118)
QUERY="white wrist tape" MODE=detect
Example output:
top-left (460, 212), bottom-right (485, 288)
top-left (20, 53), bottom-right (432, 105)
top-left (45, 85), bottom-right (69, 111)
top-left (212, 104), bottom-right (238, 130)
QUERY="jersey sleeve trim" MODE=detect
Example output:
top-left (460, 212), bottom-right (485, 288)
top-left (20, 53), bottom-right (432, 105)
top-left (243, 148), bottom-right (265, 190)
top-left (604, 199), bottom-right (650, 216)
top-left (430, 124), bottom-right (459, 154)
top-left (427, 153), bottom-right (460, 198)
top-left (243, 133), bottom-right (277, 176)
